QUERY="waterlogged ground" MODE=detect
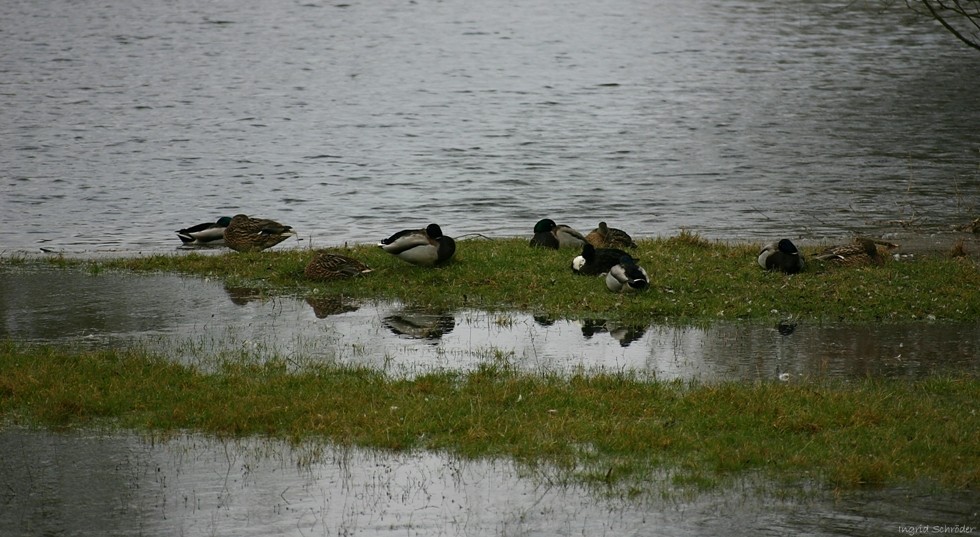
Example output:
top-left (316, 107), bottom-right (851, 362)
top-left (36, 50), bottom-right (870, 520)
top-left (1, 265), bottom-right (977, 380)
top-left (2, 265), bottom-right (979, 536)
top-left (1, 427), bottom-right (977, 537)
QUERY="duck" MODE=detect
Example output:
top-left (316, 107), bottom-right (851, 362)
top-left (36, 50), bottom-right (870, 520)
top-left (304, 251), bottom-right (372, 281)
top-left (757, 239), bottom-right (805, 274)
top-left (605, 255), bottom-right (650, 292)
top-left (571, 243), bottom-right (629, 276)
top-left (814, 237), bottom-right (898, 267)
top-left (379, 223), bottom-right (456, 266)
top-left (222, 214), bottom-right (296, 252)
top-left (176, 216), bottom-right (232, 245)
top-left (529, 218), bottom-right (587, 249)
top-left (585, 221), bottom-right (638, 249)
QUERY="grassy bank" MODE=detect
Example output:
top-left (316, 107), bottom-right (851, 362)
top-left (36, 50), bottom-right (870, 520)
top-left (1, 341), bottom-right (976, 493)
top-left (30, 234), bottom-right (980, 323)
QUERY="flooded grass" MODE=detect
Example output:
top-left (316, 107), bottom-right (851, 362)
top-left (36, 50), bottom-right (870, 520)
top-left (30, 235), bottom-right (979, 324)
top-left (2, 341), bottom-right (977, 493)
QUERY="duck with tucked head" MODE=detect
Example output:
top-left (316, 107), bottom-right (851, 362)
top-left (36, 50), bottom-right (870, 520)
top-left (176, 216), bottom-right (232, 245)
top-left (757, 239), bottom-right (805, 274)
top-left (605, 255), bottom-right (650, 292)
top-left (814, 237), bottom-right (897, 267)
top-left (571, 243), bottom-right (629, 276)
top-left (585, 221), bottom-right (638, 249)
top-left (304, 251), bottom-right (373, 281)
top-left (379, 223), bottom-right (456, 266)
top-left (223, 214), bottom-right (296, 252)
top-left (529, 218), bottom-right (587, 249)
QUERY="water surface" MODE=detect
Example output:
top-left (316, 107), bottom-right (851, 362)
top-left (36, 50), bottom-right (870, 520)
top-left (2, 0), bottom-right (978, 256)
top-left (1, 427), bottom-right (976, 537)
top-left (2, 266), bottom-right (976, 380)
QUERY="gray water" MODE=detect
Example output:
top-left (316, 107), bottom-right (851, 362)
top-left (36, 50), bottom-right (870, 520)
top-left (1, 427), bottom-right (977, 537)
top-left (3, 265), bottom-right (978, 380)
top-left (2, 0), bottom-right (979, 256)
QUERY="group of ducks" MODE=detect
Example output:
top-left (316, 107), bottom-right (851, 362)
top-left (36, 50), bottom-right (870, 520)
top-left (177, 214), bottom-right (897, 292)
top-left (176, 214), bottom-right (455, 280)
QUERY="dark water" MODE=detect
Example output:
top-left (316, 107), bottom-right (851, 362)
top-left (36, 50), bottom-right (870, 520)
top-left (2, 0), bottom-right (979, 256)
top-left (2, 266), bottom-right (977, 380)
top-left (1, 427), bottom-right (976, 537)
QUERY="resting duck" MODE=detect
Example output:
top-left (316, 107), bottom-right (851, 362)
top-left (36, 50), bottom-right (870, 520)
top-left (585, 221), bottom-right (638, 249)
top-left (757, 239), bottom-right (805, 274)
top-left (605, 255), bottom-right (650, 292)
top-left (529, 218), bottom-right (587, 249)
top-left (304, 251), bottom-right (372, 281)
top-left (223, 214), bottom-right (296, 252)
top-left (379, 223), bottom-right (456, 266)
top-left (176, 216), bottom-right (232, 245)
top-left (571, 243), bottom-right (629, 276)
top-left (814, 237), bottom-right (898, 267)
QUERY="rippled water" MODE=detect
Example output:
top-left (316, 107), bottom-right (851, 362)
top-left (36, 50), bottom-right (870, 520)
top-left (2, 0), bottom-right (979, 256)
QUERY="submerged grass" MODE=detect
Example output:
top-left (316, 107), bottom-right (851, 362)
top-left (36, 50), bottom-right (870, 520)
top-left (1, 340), bottom-right (977, 493)
top-left (27, 234), bottom-right (980, 323)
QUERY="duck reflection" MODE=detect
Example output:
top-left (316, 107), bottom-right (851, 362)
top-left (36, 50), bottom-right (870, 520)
top-left (305, 295), bottom-right (359, 319)
top-left (579, 319), bottom-right (647, 347)
top-left (533, 315), bottom-right (556, 327)
top-left (383, 309), bottom-right (456, 342)
top-left (223, 285), bottom-right (266, 306)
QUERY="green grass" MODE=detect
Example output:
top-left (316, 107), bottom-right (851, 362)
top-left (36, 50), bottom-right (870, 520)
top-left (22, 233), bottom-right (980, 323)
top-left (1, 341), bottom-right (977, 494)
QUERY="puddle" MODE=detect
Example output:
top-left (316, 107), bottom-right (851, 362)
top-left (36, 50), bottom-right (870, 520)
top-left (1, 427), bottom-right (976, 537)
top-left (1, 265), bottom-right (977, 380)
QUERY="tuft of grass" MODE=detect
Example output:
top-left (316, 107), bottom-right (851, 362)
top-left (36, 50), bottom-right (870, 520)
top-left (30, 234), bottom-right (977, 324)
top-left (1, 341), bottom-right (977, 493)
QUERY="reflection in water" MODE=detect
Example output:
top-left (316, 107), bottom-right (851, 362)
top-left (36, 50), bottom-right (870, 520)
top-left (383, 309), bottom-right (457, 342)
top-left (223, 284), bottom-right (266, 306)
top-left (305, 294), bottom-right (359, 318)
top-left (578, 318), bottom-right (648, 347)
top-left (1, 266), bottom-right (977, 380)
top-left (0, 427), bottom-right (975, 537)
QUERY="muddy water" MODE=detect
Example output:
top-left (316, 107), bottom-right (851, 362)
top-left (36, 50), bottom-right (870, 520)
top-left (1, 427), bottom-right (976, 537)
top-left (1, 265), bottom-right (978, 380)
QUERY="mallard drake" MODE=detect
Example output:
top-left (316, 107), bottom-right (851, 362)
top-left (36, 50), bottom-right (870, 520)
top-left (176, 216), bottom-right (232, 245)
top-left (222, 214), bottom-right (296, 252)
top-left (571, 243), bottom-right (629, 275)
top-left (605, 255), bottom-right (650, 292)
top-left (757, 239), bottom-right (805, 274)
top-left (814, 237), bottom-right (897, 267)
top-left (304, 251), bottom-right (372, 281)
top-left (585, 221), bottom-right (638, 249)
top-left (379, 223), bottom-right (456, 266)
top-left (529, 218), bottom-right (587, 249)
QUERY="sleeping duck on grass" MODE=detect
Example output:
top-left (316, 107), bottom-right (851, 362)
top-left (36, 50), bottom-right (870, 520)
top-left (223, 214), bottom-right (296, 252)
top-left (529, 218), bottom-right (587, 249)
top-left (585, 221), bottom-right (637, 249)
top-left (605, 255), bottom-right (650, 292)
top-left (571, 243), bottom-right (629, 276)
top-left (379, 223), bottom-right (456, 266)
top-left (304, 251), bottom-right (373, 281)
top-left (757, 239), bottom-right (805, 274)
top-left (176, 216), bottom-right (232, 245)
top-left (815, 237), bottom-right (898, 267)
